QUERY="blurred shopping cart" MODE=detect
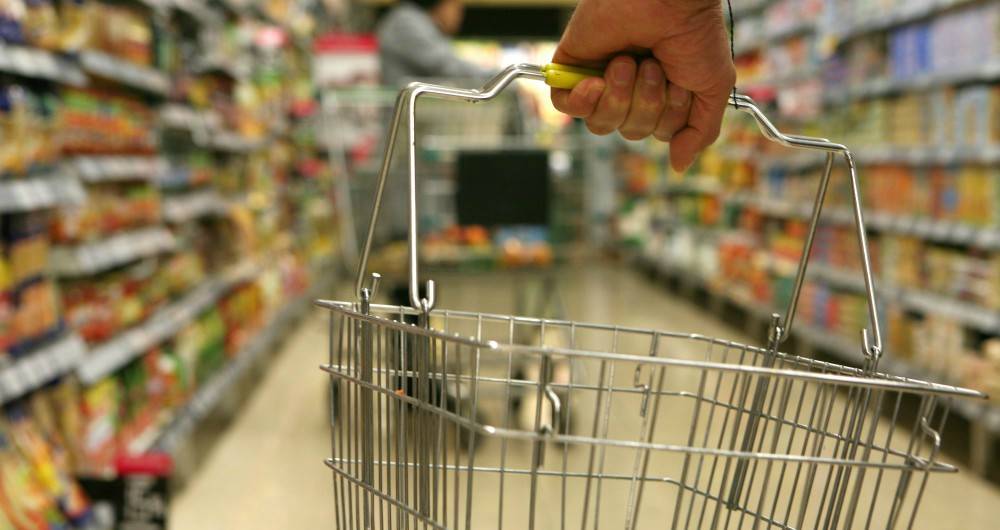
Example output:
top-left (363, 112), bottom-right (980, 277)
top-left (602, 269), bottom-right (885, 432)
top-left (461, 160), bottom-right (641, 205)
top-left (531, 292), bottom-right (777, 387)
top-left (317, 64), bottom-right (985, 530)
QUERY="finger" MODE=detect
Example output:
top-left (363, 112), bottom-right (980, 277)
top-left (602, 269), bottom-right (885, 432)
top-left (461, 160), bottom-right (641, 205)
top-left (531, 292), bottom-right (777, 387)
top-left (585, 55), bottom-right (636, 136)
top-left (669, 89), bottom-right (729, 172)
top-left (550, 77), bottom-right (605, 119)
top-left (618, 59), bottom-right (668, 140)
top-left (653, 83), bottom-right (691, 143)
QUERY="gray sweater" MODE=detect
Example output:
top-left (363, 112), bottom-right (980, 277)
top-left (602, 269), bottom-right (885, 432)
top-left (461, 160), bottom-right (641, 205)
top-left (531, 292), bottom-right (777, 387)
top-left (376, 3), bottom-right (485, 86)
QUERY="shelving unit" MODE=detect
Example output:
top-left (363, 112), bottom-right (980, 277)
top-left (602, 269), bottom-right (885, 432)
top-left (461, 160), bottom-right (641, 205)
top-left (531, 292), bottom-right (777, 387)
top-left (0, 333), bottom-right (87, 405)
top-left (0, 0), bottom-right (341, 517)
top-left (0, 172), bottom-right (85, 213)
top-left (49, 227), bottom-right (178, 277)
top-left (615, 0), bottom-right (1000, 475)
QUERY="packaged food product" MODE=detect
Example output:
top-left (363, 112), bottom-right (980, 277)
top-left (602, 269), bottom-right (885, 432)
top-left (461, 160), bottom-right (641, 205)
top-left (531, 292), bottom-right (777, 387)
top-left (0, 424), bottom-right (61, 529)
top-left (22, 0), bottom-right (59, 49)
top-left (10, 279), bottom-right (61, 351)
top-left (0, 0), bottom-right (26, 45)
top-left (7, 405), bottom-right (91, 524)
top-left (78, 377), bottom-right (121, 474)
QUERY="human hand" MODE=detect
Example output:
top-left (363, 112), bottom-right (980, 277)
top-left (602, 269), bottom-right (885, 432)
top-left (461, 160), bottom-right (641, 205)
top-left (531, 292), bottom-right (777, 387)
top-left (551, 0), bottom-right (736, 172)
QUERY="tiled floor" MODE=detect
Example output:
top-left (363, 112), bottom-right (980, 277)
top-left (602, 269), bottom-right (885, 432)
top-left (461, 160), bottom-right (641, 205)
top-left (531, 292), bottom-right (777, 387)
top-left (171, 265), bottom-right (1000, 529)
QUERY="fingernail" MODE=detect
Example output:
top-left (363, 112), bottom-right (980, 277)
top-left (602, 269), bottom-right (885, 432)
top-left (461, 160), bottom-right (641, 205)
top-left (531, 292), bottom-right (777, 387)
top-left (611, 60), bottom-right (633, 86)
top-left (642, 63), bottom-right (661, 86)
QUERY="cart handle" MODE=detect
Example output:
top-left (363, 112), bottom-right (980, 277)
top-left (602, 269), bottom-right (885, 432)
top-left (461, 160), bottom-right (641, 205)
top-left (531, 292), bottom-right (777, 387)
top-left (354, 63), bottom-right (882, 360)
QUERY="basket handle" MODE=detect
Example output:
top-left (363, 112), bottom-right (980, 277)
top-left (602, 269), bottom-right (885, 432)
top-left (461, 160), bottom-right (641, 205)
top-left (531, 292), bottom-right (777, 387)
top-left (354, 64), bottom-right (547, 311)
top-left (353, 63), bottom-right (882, 359)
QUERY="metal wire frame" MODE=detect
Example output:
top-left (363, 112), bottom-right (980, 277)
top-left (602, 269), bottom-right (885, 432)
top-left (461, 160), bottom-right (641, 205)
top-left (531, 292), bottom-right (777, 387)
top-left (320, 300), bottom-right (982, 530)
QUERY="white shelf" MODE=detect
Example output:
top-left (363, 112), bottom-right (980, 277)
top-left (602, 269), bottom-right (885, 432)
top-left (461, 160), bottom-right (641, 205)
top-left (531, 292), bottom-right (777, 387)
top-left (160, 105), bottom-right (222, 132)
top-left (50, 227), bottom-right (178, 277)
top-left (169, 0), bottom-right (224, 24)
top-left (825, 61), bottom-right (1000, 104)
top-left (898, 289), bottom-right (1000, 333)
top-left (0, 43), bottom-right (85, 85)
top-left (208, 131), bottom-right (266, 153)
top-left (721, 145), bottom-right (1000, 168)
top-left (79, 51), bottom-right (170, 96)
top-left (0, 172), bottom-right (85, 213)
top-left (72, 156), bottom-right (167, 183)
top-left (0, 333), bottom-right (87, 405)
top-left (724, 194), bottom-right (1000, 250)
top-left (162, 190), bottom-right (227, 223)
top-left (855, 146), bottom-right (1000, 166)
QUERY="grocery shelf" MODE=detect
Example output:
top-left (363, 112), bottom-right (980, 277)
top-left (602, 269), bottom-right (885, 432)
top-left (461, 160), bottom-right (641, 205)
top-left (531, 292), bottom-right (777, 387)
top-left (825, 61), bottom-right (1000, 104)
top-left (900, 288), bottom-right (1000, 332)
top-left (77, 286), bottom-right (218, 385)
top-left (72, 155), bottom-right (167, 183)
top-left (0, 172), bottom-right (86, 213)
top-left (78, 51), bottom-right (170, 96)
top-left (722, 144), bottom-right (1000, 168)
top-left (162, 190), bottom-right (228, 223)
top-left (829, 0), bottom-right (984, 44)
top-left (0, 333), bottom-right (87, 405)
top-left (722, 193), bottom-right (1000, 250)
top-left (792, 321), bottom-right (1000, 432)
top-left (637, 255), bottom-right (1000, 431)
top-left (50, 226), bottom-right (178, 277)
top-left (806, 263), bottom-right (1000, 332)
top-left (0, 43), bottom-right (86, 85)
top-left (154, 292), bottom-right (312, 454)
top-left (855, 145), bottom-right (1000, 166)
top-left (76, 260), bottom-right (261, 385)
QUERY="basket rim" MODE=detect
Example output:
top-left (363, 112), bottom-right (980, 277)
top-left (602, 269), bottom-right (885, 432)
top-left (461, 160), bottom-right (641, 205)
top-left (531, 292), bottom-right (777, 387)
top-left (315, 299), bottom-right (986, 400)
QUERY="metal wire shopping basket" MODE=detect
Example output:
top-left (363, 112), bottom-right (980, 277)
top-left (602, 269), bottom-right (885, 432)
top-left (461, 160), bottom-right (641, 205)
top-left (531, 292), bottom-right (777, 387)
top-left (316, 64), bottom-right (986, 530)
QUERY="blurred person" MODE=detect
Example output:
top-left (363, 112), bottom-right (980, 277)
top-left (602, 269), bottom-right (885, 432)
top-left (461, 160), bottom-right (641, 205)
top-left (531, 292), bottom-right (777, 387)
top-left (549, 0), bottom-right (736, 172)
top-left (376, 0), bottom-right (486, 311)
top-left (377, 0), bottom-right (485, 86)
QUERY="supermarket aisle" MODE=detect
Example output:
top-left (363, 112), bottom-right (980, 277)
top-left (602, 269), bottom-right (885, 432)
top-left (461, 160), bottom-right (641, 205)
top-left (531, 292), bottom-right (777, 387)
top-left (171, 264), bottom-right (1000, 529)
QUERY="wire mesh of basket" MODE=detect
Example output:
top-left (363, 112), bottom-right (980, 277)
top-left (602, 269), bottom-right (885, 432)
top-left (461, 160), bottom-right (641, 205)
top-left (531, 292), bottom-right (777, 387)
top-left (317, 64), bottom-right (986, 530)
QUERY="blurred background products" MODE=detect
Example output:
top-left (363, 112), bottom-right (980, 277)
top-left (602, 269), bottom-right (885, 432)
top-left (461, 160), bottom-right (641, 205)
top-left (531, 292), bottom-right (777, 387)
top-left (1, 0), bottom-right (1000, 528)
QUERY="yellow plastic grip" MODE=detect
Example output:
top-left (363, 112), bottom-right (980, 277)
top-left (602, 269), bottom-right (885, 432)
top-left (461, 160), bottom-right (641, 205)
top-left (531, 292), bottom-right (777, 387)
top-left (542, 63), bottom-right (604, 90)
